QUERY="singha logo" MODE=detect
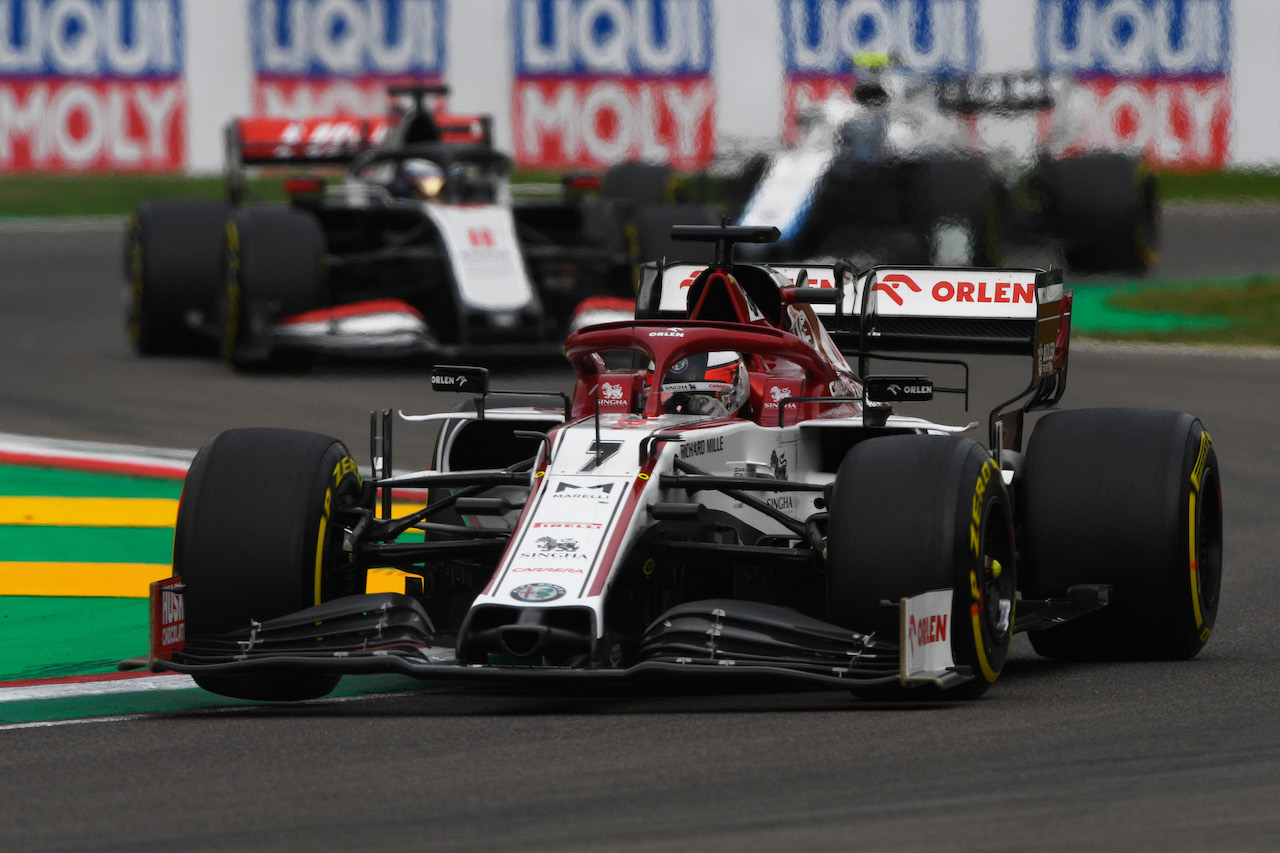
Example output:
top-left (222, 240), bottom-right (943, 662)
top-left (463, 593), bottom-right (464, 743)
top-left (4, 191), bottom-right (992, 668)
top-left (601, 382), bottom-right (623, 400)
top-left (536, 537), bottom-right (579, 552)
top-left (770, 450), bottom-right (788, 481)
top-left (770, 386), bottom-right (789, 403)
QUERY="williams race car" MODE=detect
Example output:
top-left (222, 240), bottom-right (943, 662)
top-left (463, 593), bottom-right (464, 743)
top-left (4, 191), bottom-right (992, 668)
top-left (137, 225), bottom-right (1220, 701)
top-left (125, 86), bottom-right (716, 368)
top-left (725, 61), bottom-right (1159, 274)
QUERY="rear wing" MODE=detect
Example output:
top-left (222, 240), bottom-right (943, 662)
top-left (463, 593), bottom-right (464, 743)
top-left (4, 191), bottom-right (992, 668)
top-left (638, 259), bottom-right (1072, 452)
top-left (223, 103), bottom-right (493, 203)
top-left (638, 261), bottom-right (1067, 363)
top-left (227, 112), bottom-right (492, 168)
top-left (935, 72), bottom-right (1056, 114)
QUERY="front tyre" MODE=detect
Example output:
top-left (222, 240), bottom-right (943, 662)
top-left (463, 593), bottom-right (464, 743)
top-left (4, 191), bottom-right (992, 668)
top-left (174, 428), bottom-right (365, 700)
top-left (827, 435), bottom-right (1016, 700)
top-left (223, 207), bottom-right (325, 371)
top-left (126, 199), bottom-right (230, 354)
top-left (1020, 409), bottom-right (1222, 661)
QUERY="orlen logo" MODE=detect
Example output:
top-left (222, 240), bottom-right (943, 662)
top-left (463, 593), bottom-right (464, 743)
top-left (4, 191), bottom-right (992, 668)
top-left (875, 273), bottom-right (1035, 306)
top-left (907, 611), bottom-right (948, 649)
top-left (873, 273), bottom-right (922, 306)
top-left (468, 227), bottom-right (495, 249)
top-left (648, 327), bottom-right (685, 338)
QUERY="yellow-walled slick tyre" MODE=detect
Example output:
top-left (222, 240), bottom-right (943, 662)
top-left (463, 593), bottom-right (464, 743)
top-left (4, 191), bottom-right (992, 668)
top-left (1020, 408), bottom-right (1222, 661)
top-left (173, 428), bottom-right (364, 700)
top-left (827, 435), bottom-right (1017, 700)
top-left (126, 198), bottom-right (230, 355)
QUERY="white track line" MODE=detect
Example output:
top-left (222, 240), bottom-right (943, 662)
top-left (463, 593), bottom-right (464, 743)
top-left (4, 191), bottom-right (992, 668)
top-left (0, 675), bottom-right (198, 703)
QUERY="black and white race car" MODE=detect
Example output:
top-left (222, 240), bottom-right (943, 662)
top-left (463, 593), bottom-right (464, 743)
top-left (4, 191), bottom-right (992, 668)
top-left (137, 225), bottom-right (1221, 701)
top-left (125, 86), bottom-right (716, 368)
top-left (724, 64), bottom-right (1159, 274)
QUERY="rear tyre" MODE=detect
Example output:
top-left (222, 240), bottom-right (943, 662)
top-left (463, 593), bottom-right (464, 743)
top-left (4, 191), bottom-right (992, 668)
top-left (174, 428), bottom-right (364, 700)
top-left (601, 161), bottom-right (673, 206)
top-left (1020, 408), bottom-right (1222, 661)
top-left (223, 207), bottom-right (325, 370)
top-left (1040, 154), bottom-right (1159, 273)
top-left (125, 199), bottom-right (230, 354)
top-left (628, 203), bottom-right (720, 267)
top-left (827, 435), bottom-right (1016, 700)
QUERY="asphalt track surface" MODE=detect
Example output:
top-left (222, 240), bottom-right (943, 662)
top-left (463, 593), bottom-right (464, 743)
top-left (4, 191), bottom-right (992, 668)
top-left (1, 207), bottom-right (1278, 851)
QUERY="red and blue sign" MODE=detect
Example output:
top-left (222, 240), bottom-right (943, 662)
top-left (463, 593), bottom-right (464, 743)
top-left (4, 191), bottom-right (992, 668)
top-left (780, 0), bottom-right (978, 126)
top-left (1034, 0), bottom-right (1232, 168)
top-left (0, 0), bottom-right (185, 172)
top-left (511, 0), bottom-right (715, 169)
top-left (251, 0), bottom-right (446, 117)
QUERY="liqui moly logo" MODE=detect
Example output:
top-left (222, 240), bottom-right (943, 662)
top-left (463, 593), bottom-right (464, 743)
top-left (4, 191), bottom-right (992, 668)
top-left (515, 0), bottom-right (711, 75)
top-left (0, 0), bottom-right (182, 76)
top-left (1034, 1), bottom-right (1232, 169)
top-left (0, 0), bottom-right (186, 172)
top-left (782, 0), bottom-right (977, 76)
top-left (781, 0), bottom-right (976, 134)
top-left (253, 0), bottom-right (444, 76)
top-left (1035, 0), bottom-right (1230, 77)
top-left (512, 0), bottom-right (715, 169)
top-left (251, 0), bottom-right (446, 117)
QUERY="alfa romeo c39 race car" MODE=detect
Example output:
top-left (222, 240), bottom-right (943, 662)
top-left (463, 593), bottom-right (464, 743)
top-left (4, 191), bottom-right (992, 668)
top-left (124, 86), bottom-right (715, 368)
top-left (138, 225), bottom-right (1221, 702)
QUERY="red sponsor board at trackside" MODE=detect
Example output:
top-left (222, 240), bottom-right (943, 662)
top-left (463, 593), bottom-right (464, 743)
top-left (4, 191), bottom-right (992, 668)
top-left (0, 78), bottom-right (184, 171)
top-left (0, 0), bottom-right (185, 172)
top-left (513, 75), bottom-right (714, 169)
top-left (250, 0), bottom-right (447, 118)
top-left (1045, 76), bottom-right (1230, 170)
top-left (512, 0), bottom-right (715, 169)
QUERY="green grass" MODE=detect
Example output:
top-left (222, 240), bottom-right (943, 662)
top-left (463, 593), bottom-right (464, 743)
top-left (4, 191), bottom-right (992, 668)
top-left (4, 167), bottom-right (1280, 218)
top-left (1157, 169), bottom-right (1280, 203)
top-left (0, 174), bottom-right (288, 217)
top-left (1076, 277), bottom-right (1280, 347)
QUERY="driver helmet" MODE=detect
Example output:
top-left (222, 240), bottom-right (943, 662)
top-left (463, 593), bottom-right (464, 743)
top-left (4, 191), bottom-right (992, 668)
top-left (851, 51), bottom-right (891, 106)
top-left (401, 158), bottom-right (446, 199)
top-left (647, 351), bottom-right (749, 417)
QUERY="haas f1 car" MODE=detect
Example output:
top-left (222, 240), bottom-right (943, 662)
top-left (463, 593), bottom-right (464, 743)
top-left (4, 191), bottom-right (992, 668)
top-left (124, 86), bottom-right (716, 368)
top-left (139, 226), bottom-right (1221, 701)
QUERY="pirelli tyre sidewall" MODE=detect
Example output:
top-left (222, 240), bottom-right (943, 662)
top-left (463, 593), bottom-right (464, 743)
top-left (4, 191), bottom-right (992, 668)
top-left (1020, 408), bottom-right (1222, 661)
top-left (174, 428), bottom-right (363, 701)
top-left (827, 435), bottom-right (1017, 700)
top-left (1039, 153), bottom-right (1159, 274)
top-left (222, 206), bottom-right (325, 370)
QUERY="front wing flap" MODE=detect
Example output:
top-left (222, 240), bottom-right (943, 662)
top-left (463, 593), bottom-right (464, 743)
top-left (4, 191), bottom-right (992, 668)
top-left (147, 587), bottom-right (982, 690)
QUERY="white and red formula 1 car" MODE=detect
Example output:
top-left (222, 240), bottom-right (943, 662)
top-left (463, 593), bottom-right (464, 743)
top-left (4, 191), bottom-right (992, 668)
top-left (137, 225), bottom-right (1222, 701)
top-left (125, 85), bottom-right (714, 369)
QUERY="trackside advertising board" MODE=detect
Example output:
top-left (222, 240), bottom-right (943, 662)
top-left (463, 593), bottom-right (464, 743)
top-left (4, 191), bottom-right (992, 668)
top-left (511, 0), bottom-right (716, 169)
top-left (780, 0), bottom-right (979, 129)
top-left (1034, 0), bottom-right (1232, 169)
top-left (0, 0), bottom-right (185, 172)
top-left (250, 0), bottom-right (446, 117)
